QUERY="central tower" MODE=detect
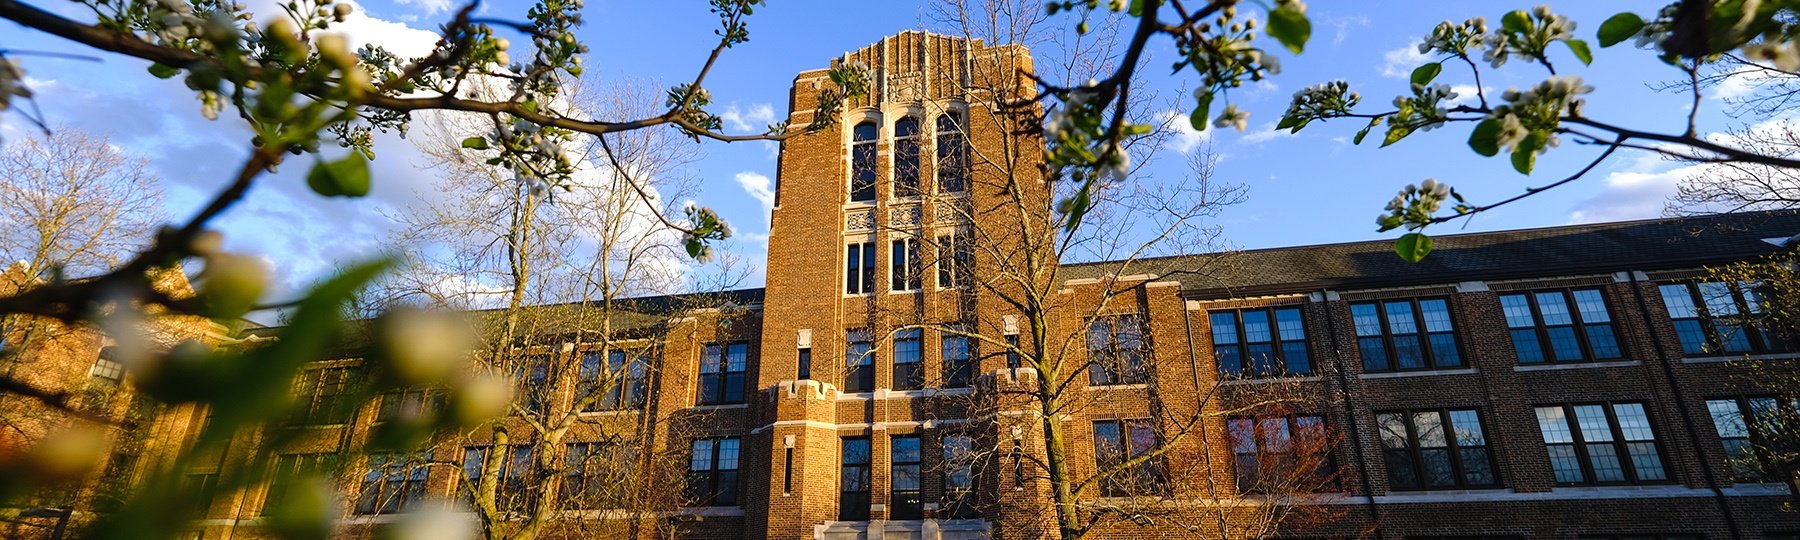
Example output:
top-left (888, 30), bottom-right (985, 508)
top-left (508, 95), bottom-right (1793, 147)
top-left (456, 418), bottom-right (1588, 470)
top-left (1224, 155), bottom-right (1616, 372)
top-left (750, 31), bottom-right (1047, 539)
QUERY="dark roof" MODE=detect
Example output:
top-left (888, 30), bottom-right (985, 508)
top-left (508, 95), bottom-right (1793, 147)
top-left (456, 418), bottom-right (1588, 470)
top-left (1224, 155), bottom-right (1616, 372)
top-left (1063, 210), bottom-right (1800, 300)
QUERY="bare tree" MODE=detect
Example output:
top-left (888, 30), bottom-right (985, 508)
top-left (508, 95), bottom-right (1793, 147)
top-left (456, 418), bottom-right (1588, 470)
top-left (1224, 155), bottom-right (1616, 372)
top-left (366, 79), bottom-right (736, 540)
top-left (0, 127), bottom-right (165, 280)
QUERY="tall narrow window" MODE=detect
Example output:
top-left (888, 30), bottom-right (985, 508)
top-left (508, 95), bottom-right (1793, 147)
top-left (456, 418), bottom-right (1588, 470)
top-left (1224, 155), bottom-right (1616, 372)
top-left (1229, 415), bottom-right (1334, 493)
top-left (566, 441), bottom-right (633, 509)
top-left (840, 437), bottom-right (872, 521)
top-left (846, 241), bottom-right (876, 295)
top-left (686, 437), bottom-right (740, 506)
top-left (1535, 402), bottom-right (1668, 485)
top-left (891, 238), bottom-right (921, 291)
top-left (1377, 409), bottom-right (1497, 490)
top-left (1502, 289), bottom-right (1622, 364)
top-left (1006, 334), bottom-right (1022, 369)
top-left (1706, 396), bottom-right (1798, 481)
top-left (850, 121), bottom-right (877, 202)
top-left (942, 326), bottom-right (973, 388)
top-left (894, 117), bottom-right (921, 198)
top-left (265, 453), bottom-right (337, 514)
top-left (893, 329), bottom-right (924, 390)
top-left (891, 435), bottom-right (923, 519)
top-left (1093, 419), bottom-right (1165, 496)
top-left (461, 445), bottom-right (534, 511)
top-left (356, 453), bottom-right (428, 515)
top-left (798, 346), bottom-right (813, 380)
top-left (1661, 282), bottom-right (1792, 356)
top-left (1212, 307), bottom-right (1311, 378)
top-left (936, 112), bottom-right (968, 193)
top-left (698, 342), bottom-right (749, 405)
top-left (942, 434), bottom-right (975, 518)
top-left (1352, 298), bottom-right (1463, 372)
top-left (514, 356), bottom-right (551, 415)
top-left (846, 329), bottom-right (875, 392)
top-left (376, 387), bottom-right (440, 423)
top-left (936, 231), bottom-right (973, 289)
top-left (293, 366), bottom-right (357, 425)
top-left (581, 349), bottom-right (649, 411)
top-left (1088, 315), bottom-right (1149, 385)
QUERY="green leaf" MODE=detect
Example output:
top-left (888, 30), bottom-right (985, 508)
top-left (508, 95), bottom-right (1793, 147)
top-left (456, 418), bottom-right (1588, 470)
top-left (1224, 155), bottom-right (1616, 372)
top-left (1468, 118), bottom-right (1502, 156)
top-left (1123, 123), bottom-right (1153, 136)
top-left (1395, 232), bottom-right (1433, 263)
top-left (1381, 124), bottom-right (1412, 147)
top-left (1511, 130), bottom-right (1548, 175)
top-left (460, 137), bottom-right (489, 149)
top-left (1267, 5), bottom-right (1311, 54)
top-left (305, 153), bottom-right (372, 198)
top-left (1128, 0), bottom-right (1144, 17)
top-left (1353, 117), bottom-right (1381, 145)
top-left (1189, 92), bottom-right (1213, 132)
top-left (1501, 10), bottom-right (1530, 33)
top-left (1596, 12), bottom-right (1645, 47)
top-left (148, 63), bottom-right (180, 79)
top-left (1410, 62), bottom-right (1442, 87)
top-left (1563, 39), bottom-right (1593, 65)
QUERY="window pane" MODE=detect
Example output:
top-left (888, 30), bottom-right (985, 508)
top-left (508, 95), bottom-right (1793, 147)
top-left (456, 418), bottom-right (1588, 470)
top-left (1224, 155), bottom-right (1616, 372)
top-left (1377, 414), bottom-right (1411, 449)
top-left (1228, 419), bottom-right (1255, 453)
top-left (892, 436), bottom-right (920, 463)
top-left (1574, 405), bottom-right (1614, 442)
top-left (1535, 407), bottom-right (1574, 444)
top-left (1419, 299), bottom-right (1454, 332)
top-left (1708, 400), bottom-right (1749, 438)
top-left (1587, 443), bottom-right (1625, 482)
top-left (1352, 303), bottom-right (1382, 337)
top-left (1537, 292), bottom-right (1574, 326)
top-left (1698, 282), bottom-right (1739, 316)
top-left (1413, 412), bottom-right (1447, 448)
top-left (1210, 313), bottom-right (1238, 344)
top-left (1661, 284), bottom-right (1698, 319)
top-left (1385, 302), bottom-right (1419, 334)
top-left (1243, 311), bottom-right (1272, 343)
top-left (1460, 448), bottom-right (1495, 486)
top-left (1449, 410), bottom-right (1486, 446)
top-left (1512, 329), bottom-right (1546, 363)
top-left (1214, 345), bottom-right (1242, 376)
top-left (1429, 333), bottom-right (1462, 367)
top-left (1275, 308), bottom-right (1306, 341)
top-left (1282, 342), bottom-right (1312, 375)
top-left (726, 343), bottom-right (748, 371)
top-left (1359, 336), bottom-right (1390, 371)
top-left (1572, 289), bottom-right (1612, 323)
top-left (1547, 444), bottom-right (1585, 483)
top-left (1500, 294), bottom-right (1536, 328)
top-left (1612, 403), bottom-right (1655, 441)
top-left (1392, 335), bottom-right (1426, 370)
top-left (1626, 441), bottom-right (1666, 481)
top-left (1673, 320), bottom-right (1709, 355)
top-left (1586, 325), bottom-right (1622, 359)
top-left (690, 440), bottom-right (713, 471)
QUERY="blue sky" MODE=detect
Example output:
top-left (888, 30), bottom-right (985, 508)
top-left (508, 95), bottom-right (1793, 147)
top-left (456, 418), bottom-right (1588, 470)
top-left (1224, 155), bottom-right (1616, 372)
top-left (0, 1), bottom-right (1752, 302)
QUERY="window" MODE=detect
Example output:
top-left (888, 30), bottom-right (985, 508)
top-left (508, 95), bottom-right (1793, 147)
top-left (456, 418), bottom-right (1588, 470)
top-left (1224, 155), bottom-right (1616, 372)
top-left (581, 349), bottom-right (650, 411)
top-left (942, 326), bottom-right (973, 388)
top-left (936, 112), bottom-right (968, 193)
top-left (893, 329), bottom-right (924, 390)
top-left (1093, 419), bottom-right (1164, 496)
top-left (1661, 282), bottom-right (1792, 356)
top-left (1088, 315), bottom-right (1149, 385)
top-left (376, 388), bottom-right (439, 423)
top-left (698, 342), bottom-right (748, 405)
top-left (1502, 289), bottom-right (1623, 363)
top-left (1535, 403), bottom-right (1668, 485)
top-left (265, 453), bottom-right (337, 514)
top-left (687, 438), bottom-right (741, 506)
top-left (566, 441), bottom-right (633, 509)
top-left (850, 121), bottom-right (877, 202)
top-left (292, 366), bottom-right (357, 425)
top-left (891, 237), bottom-right (921, 291)
top-left (798, 346), bottom-right (813, 380)
top-left (840, 437), bottom-right (871, 520)
top-left (1377, 409), bottom-right (1497, 490)
top-left (891, 435), bottom-right (923, 519)
top-left (1229, 415), bottom-right (1334, 493)
top-left (1352, 298), bottom-right (1462, 372)
top-left (1006, 334), bottom-right (1022, 369)
top-left (894, 117), bottom-right (921, 198)
top-left (1212, 307), bottom-right (1312, 378)
top-left (90, 347), bottom-right (125, 382)
top-left (935, 231), bottom-right (973, 289)
top-left (942, 434), bottom-right (976, 518)
top-left (514, 355), bottom-right (551, 415)
top-left (846, 241), bottom-right (876, 295)
top-left (845, 329), bottom-right (875, 392)
top-left (462, 445), bottom-right (534, 511)
top-left (1706, 396), bottom-right (1799, 481)
top-left (356, 453), bottom-right (427, 515)
top-left (183, 470), bottom-right (220, 516)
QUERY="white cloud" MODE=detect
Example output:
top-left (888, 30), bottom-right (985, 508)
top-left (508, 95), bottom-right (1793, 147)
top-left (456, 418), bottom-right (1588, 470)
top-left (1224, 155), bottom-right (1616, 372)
top-left (720, 103), bottom-right (776, 133)
top-left (1711, 66), bottom-right (1784, 101)
top-left (1329, 14), bottom-right (1370, 46)
top-left (317, 0), bottom-right (441, 60)
top-left (1380, 41), bottom-right (1431, 79)
top-left (1239, 121), bottom-right (1296, 144)
top-left (1447, 84), bottom-right (1487, 106)
top-left (734, 171), bottom-right (775, 210)
top-left (1571, 114), bottom-right (1800, 222)
top-left (393, 0), bottom-right (452, 16)
top-left (1158, 110), bottom-right (1212, 154)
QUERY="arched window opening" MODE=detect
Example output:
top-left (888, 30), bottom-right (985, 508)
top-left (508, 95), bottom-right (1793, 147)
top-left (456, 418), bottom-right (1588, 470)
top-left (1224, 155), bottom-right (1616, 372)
top-left (850, 121), bottom-right (879, 202)
top-left (936, 112), bottom-right (968, 193)
top-left (894, 117), bottom-right (921, 198)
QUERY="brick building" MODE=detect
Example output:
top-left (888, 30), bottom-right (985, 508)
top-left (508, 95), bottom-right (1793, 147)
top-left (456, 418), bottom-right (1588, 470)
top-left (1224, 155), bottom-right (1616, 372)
top-left (19, 32), bottom-right (1800, 539)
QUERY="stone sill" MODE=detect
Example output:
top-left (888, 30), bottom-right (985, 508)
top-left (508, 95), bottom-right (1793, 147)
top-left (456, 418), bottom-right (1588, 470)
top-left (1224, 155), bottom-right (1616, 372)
top-left (1512, 359), bottom-right (1640, 372)
top-left (1359, 367), bottom-right (1478, 380)
top-left (1084, 383), bottom-right (1149, 391)
top-left (1219, 376), bottom-right (1322, 386)
top-left (1681, 352), bottom-right (1800, 364)
top-left (687, 403), bottom-right (750, 411)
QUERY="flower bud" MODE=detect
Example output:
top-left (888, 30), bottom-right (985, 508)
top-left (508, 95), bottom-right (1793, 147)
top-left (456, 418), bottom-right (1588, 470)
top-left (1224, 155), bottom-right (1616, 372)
top-left (21, 428), bottom-right (108, 484)
top-left (332, 3), bottom-right (353, 22)
top-left (376, 307), bottom-right (473, 386)
top-left (316, 33), bottom-right (356, 69)
top-left (199, 253), bottom-right (268, 319)
top-left (450, 374), bottom-right (513, 425)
